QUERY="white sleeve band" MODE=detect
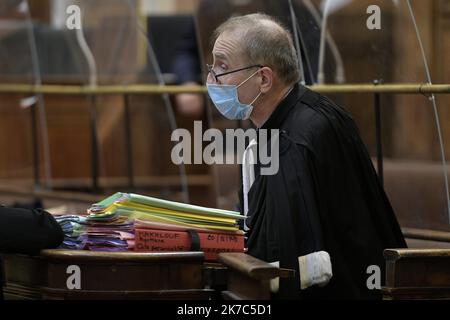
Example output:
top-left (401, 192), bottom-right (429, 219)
top-left (298, 251), bottom-right (333, 290)
top-left (269, 261), bottom-right (280, 294)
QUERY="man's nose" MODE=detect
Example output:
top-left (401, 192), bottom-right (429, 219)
top-left (206, 73), bottom-right (221, 85)
top-left (206, 73), bottom-right (214, 85)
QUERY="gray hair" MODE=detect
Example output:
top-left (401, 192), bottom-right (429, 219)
top-left (214, 13), bottom-right (300, 86)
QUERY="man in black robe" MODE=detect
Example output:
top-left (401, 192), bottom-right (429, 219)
top-left (206, 13), bottom-right (406, 299)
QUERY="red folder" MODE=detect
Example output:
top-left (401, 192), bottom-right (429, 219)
top-left (134, 228), bottom-right (245, 261)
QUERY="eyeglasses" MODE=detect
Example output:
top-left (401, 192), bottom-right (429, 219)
top-left (206, 64), bottom-right (263, 83)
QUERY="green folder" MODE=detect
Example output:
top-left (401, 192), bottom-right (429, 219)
top-left (90, 192), bottom-right (244, 220)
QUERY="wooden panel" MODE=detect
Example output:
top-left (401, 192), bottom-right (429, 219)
top-left (403, 227), bottom-right (450, 242)
top-left (2, 250), bottom-right (212, 300)
top-left (224, 270), bottom-right (271, 300)
top-left (406, 238), bottom-right (450, 249)
top-left (383, 159), bottom-right (450, 231)
top-left (41, 288), bottom-right (213, 300)
top-left (0, 94), bottom-right (34, 179)
top-left (404, 227), bottom-right (450, 249)
top-left (433, 0), bottom-right (450, 160)
top-left (383, 249), bottom-right (450, 300)
top-left (174, 0), bottom-right (200, 13)
top-left (28, 0), bottom-right (51, 23)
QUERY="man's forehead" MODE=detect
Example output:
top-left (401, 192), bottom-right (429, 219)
top-left (212, 51), bottom-right (229, 61)
top-left (212, 32), bottom-right (243, 63)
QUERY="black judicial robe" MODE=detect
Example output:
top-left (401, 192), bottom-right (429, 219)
top-left (0, 207), bottom-right (63, 299)
top-left (0, 207), bottom-right (63, 254)
top-left (242, 85), bottom-right (407, 300)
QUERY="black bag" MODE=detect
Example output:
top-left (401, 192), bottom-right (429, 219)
top-left (0, 206), bottom-right (64, 254)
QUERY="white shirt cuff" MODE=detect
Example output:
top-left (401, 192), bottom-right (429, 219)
top-left (298, 251), bottom-right (333, 290)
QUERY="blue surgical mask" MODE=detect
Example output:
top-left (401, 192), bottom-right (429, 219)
top-left (207, 70), bottom-right (262, 120)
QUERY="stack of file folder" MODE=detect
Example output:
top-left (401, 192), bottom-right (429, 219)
top-left (87, 193), bottom-right (245, 260)
top-left (88, 193), bottom-right (244, 232)
top-left (55, 214), bottom-right (135, 252)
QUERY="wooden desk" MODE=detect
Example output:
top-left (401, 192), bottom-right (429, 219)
top-left (1, 250), bottom-right (283, 300)
top-left (382, 249), bottom-right (450, 300)
top-left (1, 250), bottom-right (213, 300)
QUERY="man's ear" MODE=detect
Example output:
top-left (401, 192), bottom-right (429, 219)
top-left (259, 67), bottom-right (273, 94)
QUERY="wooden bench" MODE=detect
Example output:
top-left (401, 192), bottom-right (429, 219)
top-left (382, 249), bottom-right (450, 300)
top-left (402, 227), bottom-right (450, 249)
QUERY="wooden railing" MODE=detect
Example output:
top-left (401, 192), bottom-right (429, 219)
top-left (1, 83), bottom-right (450, 95)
